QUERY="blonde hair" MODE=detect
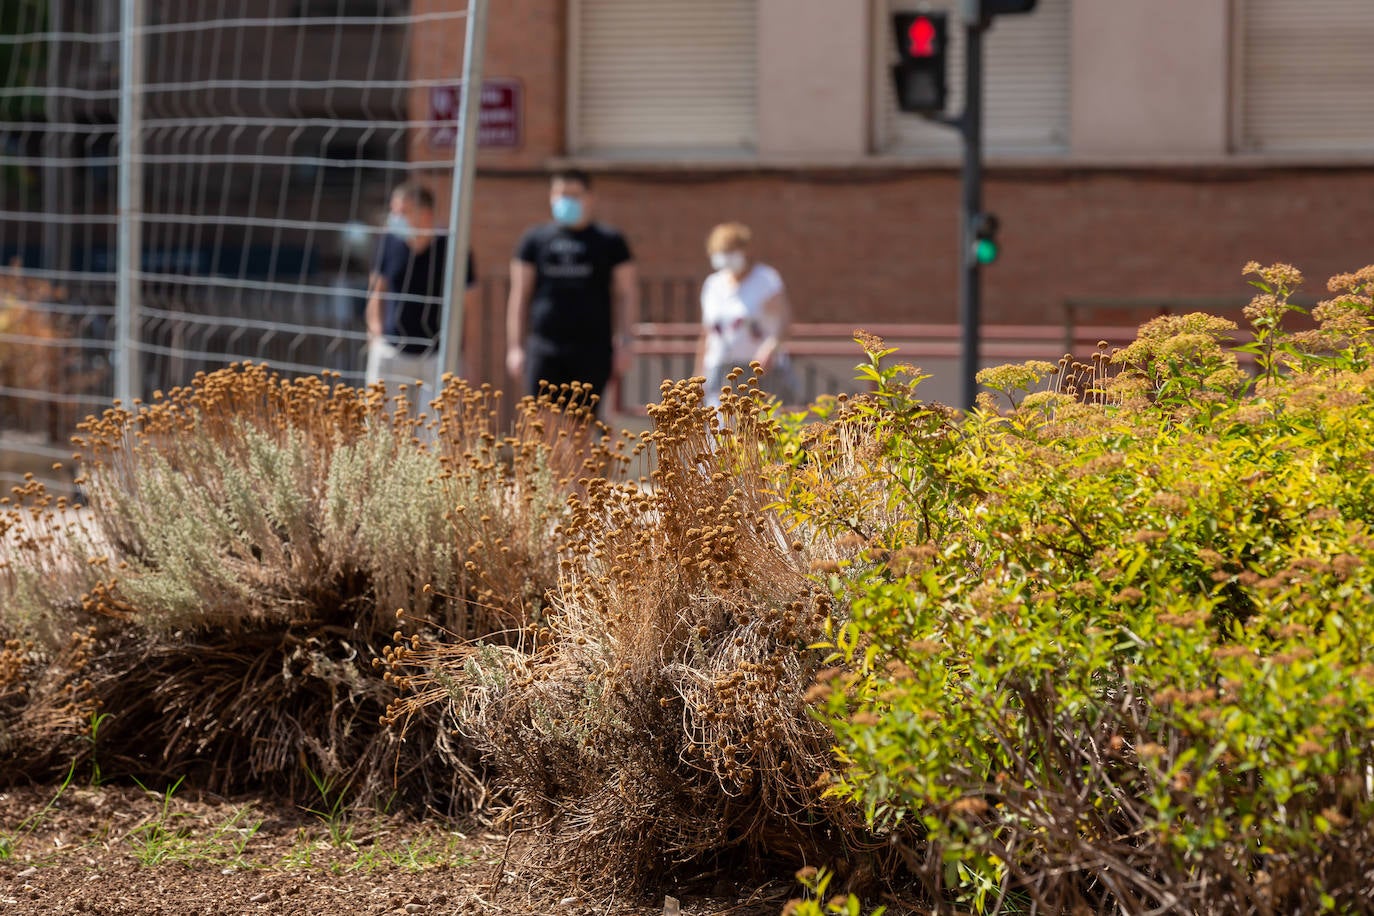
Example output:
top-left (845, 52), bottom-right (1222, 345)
top-left (706, 222), bottom-right (752, 254)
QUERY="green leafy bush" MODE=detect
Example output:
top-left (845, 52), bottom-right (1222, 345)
top-left (785, 866), bottom-right (887, 916)
top-left (797, 264), bottom-right (1374, 913)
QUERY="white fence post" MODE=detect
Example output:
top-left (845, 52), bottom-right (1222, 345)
top-left (115, 0), bottom-right (143, 405)
top-left (437, 0), bottom-right (490, 388)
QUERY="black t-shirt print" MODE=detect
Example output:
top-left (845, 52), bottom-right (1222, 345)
top-left (515, 222), bottom-right (632, 352)
top-left (372, 233), bottom-right (477, 354)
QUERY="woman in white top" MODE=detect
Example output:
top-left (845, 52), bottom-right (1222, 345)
top-left (697, 222), bottom-right (793, 407)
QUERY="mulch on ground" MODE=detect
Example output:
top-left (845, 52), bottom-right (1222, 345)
top-left (0, 784), bottom-right (793, 916)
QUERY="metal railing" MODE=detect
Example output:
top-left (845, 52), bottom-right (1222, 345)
top-left (0, 0), bottom-right (484, 491)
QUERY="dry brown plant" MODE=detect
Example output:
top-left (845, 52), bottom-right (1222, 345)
top-left (0, 627), bottom-right (97, 775)
top-left (385, 368), bottom-right (876, 892)
top-left (0, 261), bottom-right (104, 441)
top-left (0, 364), bottom-right (620, 810)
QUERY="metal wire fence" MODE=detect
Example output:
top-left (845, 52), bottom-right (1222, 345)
top-left (1, 0), bottom-right (486, 490)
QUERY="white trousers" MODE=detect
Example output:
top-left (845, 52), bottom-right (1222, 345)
top-left (365, 339), bottom-right (445, 392)
top-left (366, 341), bottom-right (452, 431)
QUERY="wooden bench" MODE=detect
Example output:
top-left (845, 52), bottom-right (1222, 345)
top-left (613, 320), bottom-right (1148, 415)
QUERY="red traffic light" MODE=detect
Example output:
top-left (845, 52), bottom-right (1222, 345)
top-left (907, 16), bottom-right (938, 57)
top-left (891, 12), bottom-right (947, 113)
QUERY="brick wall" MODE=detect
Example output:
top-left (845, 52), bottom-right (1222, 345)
top-left (463, 165), bottom-right (1374, 332)
top-left (409, 0), bottom-right (565, 179)
top-left (410, 1), bottom-right (1374, 391)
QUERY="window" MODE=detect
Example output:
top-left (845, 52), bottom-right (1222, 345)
top-left (876, 0), bottom-right (1071, 156)
top-left (290, 127), bottom-right (402, 188)
top-left (1235, 0), bottom-right (1374, 154)
top-left (292, 0), bottom-right (406, 17)
top-left (570, 0), bottom-right (757, 155)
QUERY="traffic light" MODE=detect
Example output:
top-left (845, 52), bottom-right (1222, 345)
top-left (891, 12), bottom-right (947, 115)
top-left (972, 212), bottom-right (999, 265)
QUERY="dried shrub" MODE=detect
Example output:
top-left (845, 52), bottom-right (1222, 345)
top-left (0, 364), bottom-right (622, 809)
top-left (0, 262), bottom-right (99, 441)
top-left (386, 368), bottom-right (875, 892)
top-left (0, 628), bottom-right (98, 775)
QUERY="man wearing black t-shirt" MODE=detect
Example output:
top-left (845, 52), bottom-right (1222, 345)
top-left (365, 182), bottom-right (477, 392)
top-left (506, 169), bottom-right (638, 412)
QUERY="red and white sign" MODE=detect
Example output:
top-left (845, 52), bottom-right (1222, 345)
top-left (429, 79), bottom-right (522, 149)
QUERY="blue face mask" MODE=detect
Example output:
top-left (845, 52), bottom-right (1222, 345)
top-left (387, 212), bottom-right (414, 242)
top-left (551, 195), bottom-right (584, 227)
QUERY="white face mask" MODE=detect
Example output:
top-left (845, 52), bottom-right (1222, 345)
top-left (387, 212), bottom-right (414, 242)
top-left (711, 251), bottom-right (746, 274)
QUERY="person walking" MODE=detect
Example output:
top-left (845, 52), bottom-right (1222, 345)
top-left (365, 181), bottom-right (478, 392)
top-left (506, 169), bottom-right (638, 414)
top-left (696, 222), bottom-right (794, 408)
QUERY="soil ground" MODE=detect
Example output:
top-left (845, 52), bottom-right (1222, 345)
top-left (0, 784), bottom-right (795, 916)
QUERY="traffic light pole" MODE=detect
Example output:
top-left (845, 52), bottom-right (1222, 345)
top-left (957, 13), bottom-right (985, 411)
top-left (899, 0), bottom-right (1030, 409)
top-left (932, 8), bottom-right (986, 410)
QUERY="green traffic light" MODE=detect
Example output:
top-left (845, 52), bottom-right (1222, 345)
top-left (975, 238), bottom-right (998, 265)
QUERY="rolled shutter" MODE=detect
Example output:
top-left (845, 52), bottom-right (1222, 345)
top-left (573, 0), bottom-right (757, 153)
top-left (1238, 0), bottom-right (1374, 153)
top-left (878, 0), bottom-right (1071, 156)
